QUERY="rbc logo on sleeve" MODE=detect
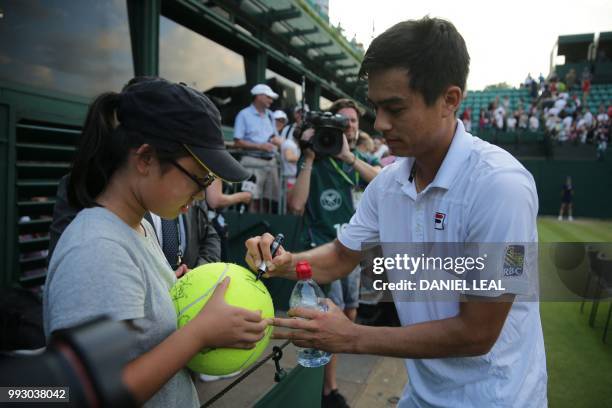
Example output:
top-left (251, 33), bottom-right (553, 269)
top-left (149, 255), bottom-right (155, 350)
top-left (503, 245), bottom-right (525, 277)
top-left (434, 212), bottom-right (446, 230)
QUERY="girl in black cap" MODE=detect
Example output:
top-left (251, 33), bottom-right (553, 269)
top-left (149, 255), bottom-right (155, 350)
top-left (43, 79), bottom-right (266, 407)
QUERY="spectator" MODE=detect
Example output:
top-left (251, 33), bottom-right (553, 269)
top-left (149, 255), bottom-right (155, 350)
top-left (581, 67), bottom-right (591, 105)
top-left (571, 94), bottom-right (581, 111)
top-left (281, 105), bottom-right (309, 141)
top-left (596, 126), bottom-right (608, 161)
top-left (549, 77), bottom-right (558, 96)
top-left (561, 113), bottom-right (574, 143)
top-left (373, 137), bottom-right (389, 160)
top-left (233, 84), bottom-right (282, 213)
top-left (594, 108), bottom-right (610, 152)
top-left (564, 68), bottom-right (577, 91)
top-left (530, 78), bottom-right (539, 99)
top-left (538, 72), bottom-right (546, 87)
top-left (596, 104), bottom-right (609, 125)
top-left (553, 94), bottom-right (568, 113)
top-left (356, 131), bottom-right (376, 158)
top-left (273, 110), bottom-right (288, 135)
top-left (48, 77), bottom-right (222, 269)
top-left (545, 112), bottom-right (559, 140)
top-left (494, 106), bottom-right (505, 130)
top-left (575, 114), bottom-right (588, 143)
top-left (529, 114), bottom-right (540, 131)
top-left (583, 107), bottom-right (594, 129)
top-left (280, 125), bottom-right (300, 192)
top-left (502, 95), bottom-right (510, 112)
top-left (44, 79), bottom-right (265, 407)
top-left (479, 110), bottom-right (488, 129)
top-left (519, 109), bottom-right (529, 130)
top-left (506, 114), bottom-right (517, 132)
top-left (461, 107), bottom-right (472, 132)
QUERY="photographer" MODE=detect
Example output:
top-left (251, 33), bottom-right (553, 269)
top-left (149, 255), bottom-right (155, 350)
top-left (287, 98), bottom-right (380, 408)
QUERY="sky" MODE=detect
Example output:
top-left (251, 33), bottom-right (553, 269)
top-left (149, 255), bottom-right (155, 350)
top-left (329, 0), bottom-right (612, 91)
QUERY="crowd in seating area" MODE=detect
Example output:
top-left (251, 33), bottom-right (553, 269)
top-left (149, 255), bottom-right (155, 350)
top-left (460, 70), bottom-right (611, 159)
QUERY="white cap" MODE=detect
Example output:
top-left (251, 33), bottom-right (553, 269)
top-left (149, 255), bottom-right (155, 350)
top-left (251, 84), bottom-right (278, 99)
top-left (273, 110), bottom-right (288, 121)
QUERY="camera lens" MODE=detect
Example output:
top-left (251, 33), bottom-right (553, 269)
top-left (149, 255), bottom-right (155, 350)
top-left (319, 130), bottom-right (334, 147)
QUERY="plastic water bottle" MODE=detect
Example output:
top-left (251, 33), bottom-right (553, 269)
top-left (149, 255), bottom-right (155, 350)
top-left (288, 261), bottom-right (332, 367)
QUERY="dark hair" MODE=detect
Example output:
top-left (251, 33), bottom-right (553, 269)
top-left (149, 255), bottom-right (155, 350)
top-left (122, 75), bottom-right (161, 91)
top-left (68, 91), bottom-right (185, 209)
top-left (329, 98), bottom-right (364, 117)
top-left (359, 17), bottom-right (470, 106)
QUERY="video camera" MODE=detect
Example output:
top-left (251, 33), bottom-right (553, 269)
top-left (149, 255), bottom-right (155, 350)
top-left (0, 317), bottom-right (137, 407)
top-left (299, 111), bottom-right (348, 157)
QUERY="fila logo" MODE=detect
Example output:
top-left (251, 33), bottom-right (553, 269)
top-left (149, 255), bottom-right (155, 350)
top-left (434, 212), bottom-right (446, 230)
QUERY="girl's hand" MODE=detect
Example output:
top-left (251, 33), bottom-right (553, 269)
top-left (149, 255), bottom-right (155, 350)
top-left (174, 264), bottom-right (189, 279)
top-left (192, 277), bottom-right (270, 349)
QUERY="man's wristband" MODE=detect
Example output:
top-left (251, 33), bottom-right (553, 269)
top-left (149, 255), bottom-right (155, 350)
top-left (300, 162), bottom-right (313, 171)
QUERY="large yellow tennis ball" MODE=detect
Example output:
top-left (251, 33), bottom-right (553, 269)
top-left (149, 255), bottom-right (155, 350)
top-left (170, 262), bottom-right (274, 375)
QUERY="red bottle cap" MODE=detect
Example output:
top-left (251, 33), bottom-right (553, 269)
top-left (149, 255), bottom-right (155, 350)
top-left (295, 261), bottom-right (312, 280)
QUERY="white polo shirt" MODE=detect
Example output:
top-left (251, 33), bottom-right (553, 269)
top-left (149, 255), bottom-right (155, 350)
top-left (339, 120), bottom-right (547, 407)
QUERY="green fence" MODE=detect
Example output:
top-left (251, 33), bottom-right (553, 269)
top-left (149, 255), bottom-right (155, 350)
top-left (254, 366), bottom-right (324, 408)
top-left (224, 211), bottom-right (306, 311)
top-left (522, 159), bottom-right (612, 218)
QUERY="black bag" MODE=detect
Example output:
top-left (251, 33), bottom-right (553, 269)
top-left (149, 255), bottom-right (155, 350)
top-left (0, 288), bottom-right (45, 351)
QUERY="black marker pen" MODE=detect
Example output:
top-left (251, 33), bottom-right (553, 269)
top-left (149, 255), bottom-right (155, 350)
top-left (256, 234), bottom-right (285, 281)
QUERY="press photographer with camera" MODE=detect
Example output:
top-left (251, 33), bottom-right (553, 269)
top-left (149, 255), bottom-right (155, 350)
top-left (287, 98), bottom-right (380, 408)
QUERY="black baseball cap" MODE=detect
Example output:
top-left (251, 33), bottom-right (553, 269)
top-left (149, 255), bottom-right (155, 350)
top-left (117, 78), bottom-right (250, 182)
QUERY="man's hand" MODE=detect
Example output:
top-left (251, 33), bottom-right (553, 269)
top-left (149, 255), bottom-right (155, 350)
top-left (260, 142), bottom-right (277, 153)
top-left (272, 299), bottom-right (358, 354)
top-left (300, 128), bottom-right (316, 160)
top-left (245, 232), bottom-right (294, 279)
top-left (270, 135), bottom-right (283, 147)
top-left (240, 191), bottom-right (253, 204)
top-left (335, 133), bottom-right (355, 164)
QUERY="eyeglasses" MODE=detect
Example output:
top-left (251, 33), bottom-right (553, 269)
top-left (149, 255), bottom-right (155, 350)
top-left (170, 160), bottom-right (216, 191)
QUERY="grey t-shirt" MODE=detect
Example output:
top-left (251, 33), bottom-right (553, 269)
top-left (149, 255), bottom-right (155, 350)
top-left (43, 207), bottom-right (198, 408)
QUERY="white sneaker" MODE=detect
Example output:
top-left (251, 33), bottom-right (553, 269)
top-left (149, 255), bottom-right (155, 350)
top-left (199, 371), bottom-right (242, 382)
top-left (568, 216), bottom-right (574, 221)
top-left (557, 215), bottom-right (563, 221)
